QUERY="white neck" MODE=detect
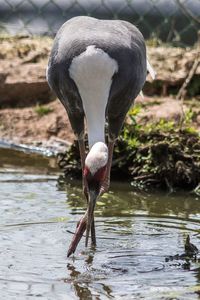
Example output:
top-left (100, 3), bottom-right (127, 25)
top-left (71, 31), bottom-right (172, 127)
top-left (69, 45), bottom-right (118, 149)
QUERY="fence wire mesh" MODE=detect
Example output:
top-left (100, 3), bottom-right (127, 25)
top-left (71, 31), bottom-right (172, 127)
top-left (0, 0), bottom-right (199, 46)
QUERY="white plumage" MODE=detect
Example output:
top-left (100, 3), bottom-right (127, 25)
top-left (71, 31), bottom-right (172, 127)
top-left (85, 142), bottom-right (108, 175)
top-left (69, 45), bottom-right (118, 149)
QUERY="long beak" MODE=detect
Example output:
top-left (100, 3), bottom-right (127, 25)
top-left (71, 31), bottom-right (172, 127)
top-left (85, 189), bottom-right (98, 247)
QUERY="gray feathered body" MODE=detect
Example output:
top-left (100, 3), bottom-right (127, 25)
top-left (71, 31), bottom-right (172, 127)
top-left (47, 16), bottom-right (147, 141)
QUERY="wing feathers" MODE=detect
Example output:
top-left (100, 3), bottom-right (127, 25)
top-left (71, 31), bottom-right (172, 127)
top-left (147, 59), bottom-right (156, 80)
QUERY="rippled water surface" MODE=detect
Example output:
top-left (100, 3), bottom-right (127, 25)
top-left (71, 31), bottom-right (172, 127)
top-left (0, 148), bottom-right (200, 299)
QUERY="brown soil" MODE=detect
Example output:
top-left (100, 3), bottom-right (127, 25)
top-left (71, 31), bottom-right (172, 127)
top-left (0, 100), bottom-right (74, 147)
top-left (0, 95), bottom-right (199, 151)
top-left (0, 36), bottom-right (199, 150)
top-left (0, 36), bottom-right (53, 107)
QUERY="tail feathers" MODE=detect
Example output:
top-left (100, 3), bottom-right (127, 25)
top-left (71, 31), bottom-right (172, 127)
top-left (147, 59), bottom-right (156, 80)
top-left (139, 90), bottom-right (144, 99)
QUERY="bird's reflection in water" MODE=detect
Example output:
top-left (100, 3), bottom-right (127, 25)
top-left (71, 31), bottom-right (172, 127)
top-left (67, 262), bottom-right (93, 300)
top-left (85, 251), bottom-right (95, 267)
top-left (66, 252), bottom-right (113, 300)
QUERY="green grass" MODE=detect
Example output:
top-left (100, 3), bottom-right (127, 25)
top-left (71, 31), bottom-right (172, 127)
top-left (35, 104), bottom-right (53, 117)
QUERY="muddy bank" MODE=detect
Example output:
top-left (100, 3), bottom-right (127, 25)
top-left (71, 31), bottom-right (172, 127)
top-left (57, 120), bottom-right (200, 193)
top-left (0, 36), bottom-right (199, 192)
top-left (57, 98), bottom-right (200, 193)
top-left (0, 96), bottom-right (199, 152)
top-left (0, 100), bottom-right (74, 149)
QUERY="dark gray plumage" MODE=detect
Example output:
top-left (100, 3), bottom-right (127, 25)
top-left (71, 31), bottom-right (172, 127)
top-left (47, 16), bottom-right (147, 141)
top-left (47, 16), bottom-right (148, 255)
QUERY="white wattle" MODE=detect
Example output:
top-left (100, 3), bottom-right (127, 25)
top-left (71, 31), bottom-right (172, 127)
top-left (69, 45), bottom-right (118, 149)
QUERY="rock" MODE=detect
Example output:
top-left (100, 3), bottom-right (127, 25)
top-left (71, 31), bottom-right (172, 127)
top-left (0, 37), bottom-right (54, 107)
top-left (0, 63), bottom-right (55, 107)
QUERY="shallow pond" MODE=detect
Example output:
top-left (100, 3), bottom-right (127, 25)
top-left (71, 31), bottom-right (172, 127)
top-left (0, 147), bottom-right (200, 299)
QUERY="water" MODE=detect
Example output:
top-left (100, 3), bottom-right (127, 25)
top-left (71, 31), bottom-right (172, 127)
top-left (0, 149), bottom-right (200, 299)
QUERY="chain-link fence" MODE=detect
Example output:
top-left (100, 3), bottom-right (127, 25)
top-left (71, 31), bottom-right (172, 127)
top-left (0, 0), bottom-right (199, 46)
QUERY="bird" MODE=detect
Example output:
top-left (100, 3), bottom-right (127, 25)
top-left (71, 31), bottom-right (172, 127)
top-left (47, 16), bottom-right (155, 256)
top-left (185, 235), bottom-right (198, 255)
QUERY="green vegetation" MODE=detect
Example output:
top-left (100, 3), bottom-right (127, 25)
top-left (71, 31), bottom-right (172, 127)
top-left (35, 104), bottom-right (53, 117)
top-left (58, 106), bottom-right (200, 194)
top-left (146, 37), bottom-right (164, 47)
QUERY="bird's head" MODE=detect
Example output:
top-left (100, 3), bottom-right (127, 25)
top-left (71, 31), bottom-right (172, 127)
top-left (83, 142), bottom-right (108, 245)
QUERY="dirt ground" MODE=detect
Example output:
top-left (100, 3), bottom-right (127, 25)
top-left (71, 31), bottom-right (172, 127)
top-left (0, 36), bottom-right (199, 151)
top-left (0, 100), bottom-right (73, 148)
top-left (0, 95), bottom-right (199, 152)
